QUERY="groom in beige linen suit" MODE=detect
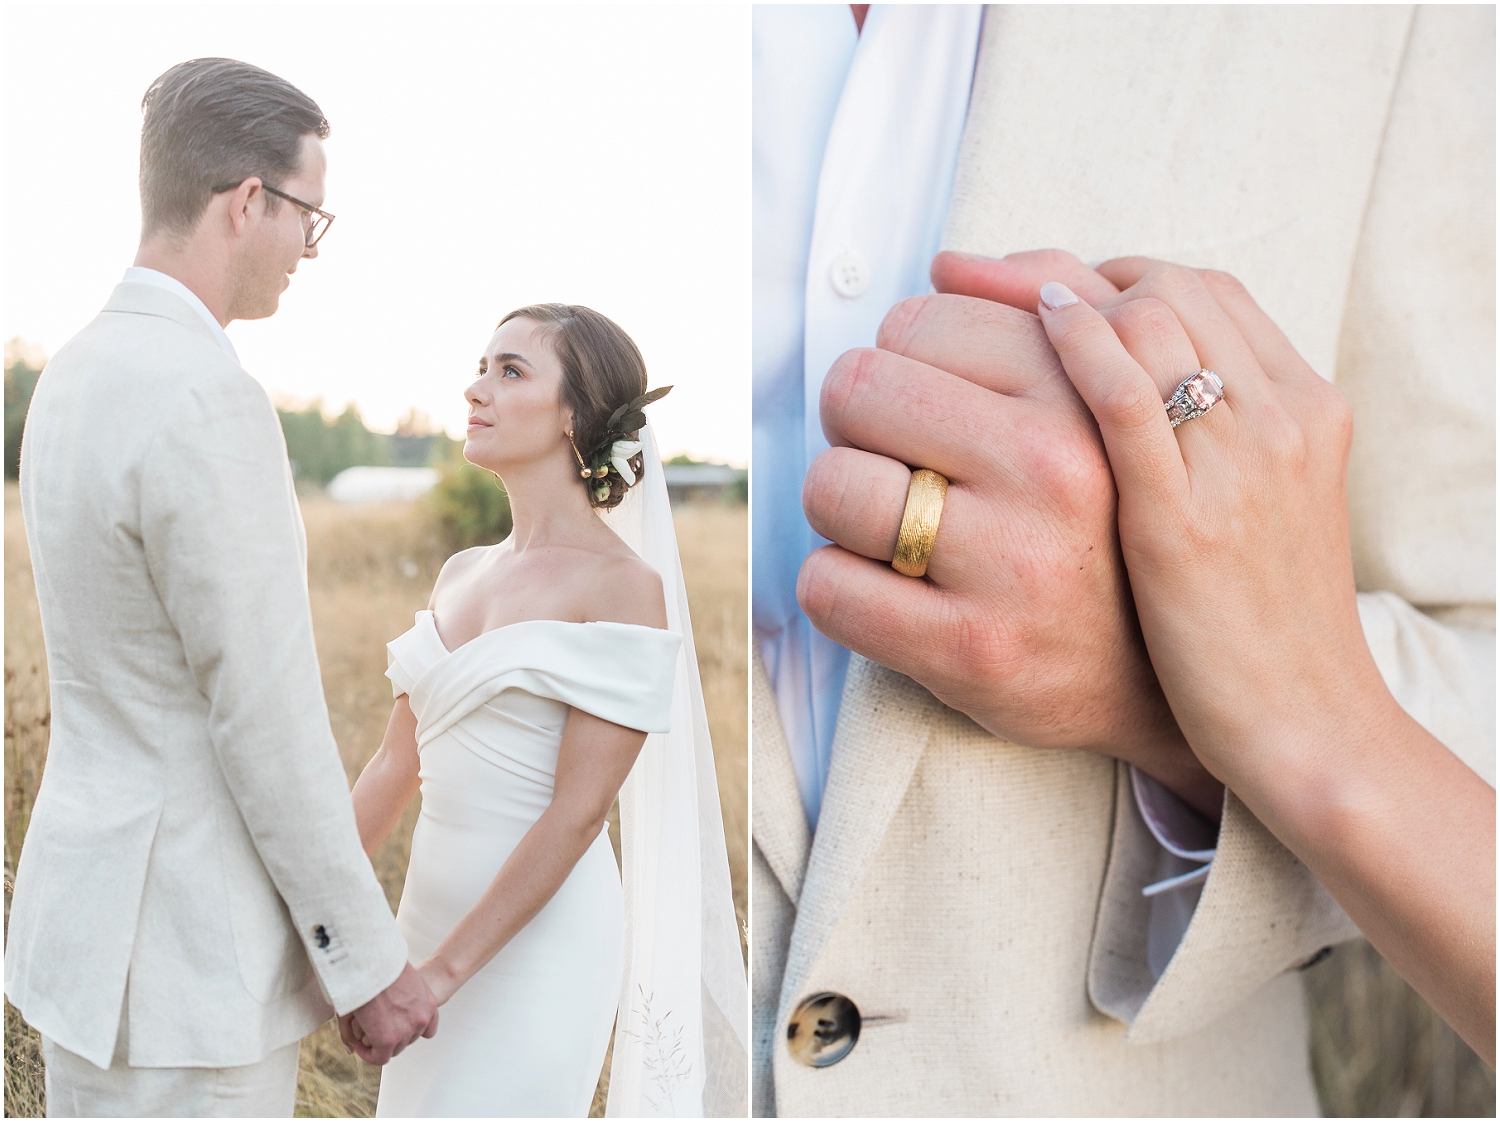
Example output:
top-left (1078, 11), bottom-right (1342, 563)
top-left (6, 59), bottom-right (437, 1116)
top-left (754, 6), bottom-right (1494, 1116)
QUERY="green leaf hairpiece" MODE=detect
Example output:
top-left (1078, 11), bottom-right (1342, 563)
top-left (605, 385), bottom-right (672, 433)
top-left (578, 385), bottom-right (673, 495)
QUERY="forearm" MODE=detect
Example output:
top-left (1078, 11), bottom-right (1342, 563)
top-left (141, 381), bottom-right (407, 1010)
top-left (1223, 695), bottom-right (1495, 1064)
top-left (352, 748), bottom-right (418, 857)
top-left (420, 807), bottom-right (605, 1002)
top-left (1097, 719), bottom-right (1224, 823)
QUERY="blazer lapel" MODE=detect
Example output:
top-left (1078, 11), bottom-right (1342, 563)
top-left (751, 653), bottom-right (810, 903)
top-left (776, 655), bottom-right (945, 1020)
top-left (946, 5), bottom-right (1409, 383)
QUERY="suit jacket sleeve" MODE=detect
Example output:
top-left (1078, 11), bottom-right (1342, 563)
top-left (1088, 5), bottom-right (1495, 1042)
top-left (139, 368), bottom-right (409, 1015)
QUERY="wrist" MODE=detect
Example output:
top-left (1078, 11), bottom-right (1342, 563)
top-left (417, 956), bottom-right (461, 1005)
top-left (1104, 719), bottom-right (1225, 823)
top-left (1204, 689), bottom-right (1412, 851)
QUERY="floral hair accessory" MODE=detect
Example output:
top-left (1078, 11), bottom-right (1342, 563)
top-left (609, 440), bottom-right (643, 485)
top-left (574, 385), bottom-right (672, 484)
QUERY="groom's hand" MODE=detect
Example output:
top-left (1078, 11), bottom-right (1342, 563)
top-left (797, 250), bottom-right (1224, 818)
top-left (341, 961), bottom-right (440, 1065)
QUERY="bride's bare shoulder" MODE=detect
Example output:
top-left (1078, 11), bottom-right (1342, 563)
top-left (584, 552), bottom-right (668, 630)
top-left (427, 545), bottom-right (491, 608)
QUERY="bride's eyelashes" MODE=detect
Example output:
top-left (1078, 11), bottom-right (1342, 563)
top-left (473, 361), bottom-right (524, 380)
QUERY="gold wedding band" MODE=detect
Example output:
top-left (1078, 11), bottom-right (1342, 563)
top-left (892, 469), bottom-right (948, 578)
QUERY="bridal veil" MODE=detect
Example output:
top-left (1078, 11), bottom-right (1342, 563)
top-left (598, 427), bottom-right (748, 1117)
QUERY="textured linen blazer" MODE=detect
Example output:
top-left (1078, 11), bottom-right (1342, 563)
top-left (753, 6), bottom-right (1495, 1116)
top-left (5, 283), bottom-right (410, 1069)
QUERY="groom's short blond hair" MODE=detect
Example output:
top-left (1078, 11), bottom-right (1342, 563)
top-left (139, 57), bottom-right (329, 241)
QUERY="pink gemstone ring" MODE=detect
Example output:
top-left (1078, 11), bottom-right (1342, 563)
top-left (1164, 369), bottom-right (1224, 428)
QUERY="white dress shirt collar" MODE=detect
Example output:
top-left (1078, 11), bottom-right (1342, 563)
top-left (122, 266), bottom-right (239, 364)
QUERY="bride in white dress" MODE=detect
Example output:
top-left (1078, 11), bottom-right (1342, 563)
top-left (345, 305), bottom-right (746, 1117)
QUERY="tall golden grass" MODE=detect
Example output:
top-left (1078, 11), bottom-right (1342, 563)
top-left (4, 482), bottom-right (1493, 1116)
top-left (4, 482), bottom-right (746, 1118)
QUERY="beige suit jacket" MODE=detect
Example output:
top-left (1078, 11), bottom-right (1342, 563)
top-left (754, 6), bottom-right (1494, 1116)
top-left (5, 283), bottom-right (409, 1069)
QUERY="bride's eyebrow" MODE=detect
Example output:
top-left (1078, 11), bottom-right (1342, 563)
top-left (494, 352), bottom-right (531, 367)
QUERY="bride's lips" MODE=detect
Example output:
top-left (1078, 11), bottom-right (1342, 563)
top-left (466, 416), bottom-right (492, 432)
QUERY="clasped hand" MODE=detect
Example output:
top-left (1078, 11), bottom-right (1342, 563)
top-left (802, 247), bottom-right (1495, 1064)
top-left (338, 960), bottom-right (441, 1066)
top-left (799, 249), bottom-right (1230, 817)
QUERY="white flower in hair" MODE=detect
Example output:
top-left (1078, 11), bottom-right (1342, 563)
top-left (610, 440), bottom-right (643, 486)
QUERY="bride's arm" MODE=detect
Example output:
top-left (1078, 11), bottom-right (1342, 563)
top-left (413, 552), bottom-right (668, 1005)
top-left (415, 708), bottom-right (647, 1004)
top-left (351, 698), bottom-right (422, 857)
top-left (1033, 260), bottom-right (1495, 1064)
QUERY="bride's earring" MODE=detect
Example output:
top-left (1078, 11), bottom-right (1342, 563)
top-left (566, 430), bottom-right (593, 479)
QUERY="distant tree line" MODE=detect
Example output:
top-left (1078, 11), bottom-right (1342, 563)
top-left (277, 402), bottom-right (458, 484)
top-left (4, 344), bottom-right (456, 483)
top-left (5, 351), bottom-right (41, 479)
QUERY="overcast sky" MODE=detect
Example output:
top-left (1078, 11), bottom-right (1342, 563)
top-left (3, 3), bottom-right (750, 463)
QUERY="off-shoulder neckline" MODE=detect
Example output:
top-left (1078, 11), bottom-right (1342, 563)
top-left (416, 608), bottom-right (673, 657)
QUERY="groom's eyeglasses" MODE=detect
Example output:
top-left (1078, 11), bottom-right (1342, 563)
top-left (210, 179), bottom-right (336, 248)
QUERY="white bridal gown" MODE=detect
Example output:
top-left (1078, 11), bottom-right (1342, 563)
top-left (374, 612), bottom-right (681, 1118)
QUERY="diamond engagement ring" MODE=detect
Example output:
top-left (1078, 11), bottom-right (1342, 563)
top-left (1165, 369), bottom-right (1224, 428)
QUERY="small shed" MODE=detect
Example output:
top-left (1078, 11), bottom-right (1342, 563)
top-left (663, 463), bottom-right (746, 504)
top-left (327, 466), bottom-right (441, 504)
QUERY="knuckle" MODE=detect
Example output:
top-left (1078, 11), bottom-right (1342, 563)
top-left (1017, 246), bottom-right (1083, 275)
top-left (1026, 426), bottom-right (1112, 510)
top-left (1144, 264), bottom-right (1202, 301)
top-left (795, 550), bottom-right (838, 625)
top-left (875, 295), bottom-right (931, 353)
top-left (820, 347), bottom-right (882, 424)
top-left (1262, 408), bottom-right (1309, 467)
top-left (1310, 382), bottom-right (1354, 451)
top-left (801, 450), bottom-right (855, 530)
top-left (1199, 268), bottom-right (1248, 301)
top-left (948, 606), bottom-right (1019, 684)
top-left (1096, 374), bottom-right (1163, 432)
top-left (1111, 297), bottom-right (1181, 343)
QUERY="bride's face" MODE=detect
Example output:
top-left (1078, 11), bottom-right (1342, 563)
top-left (464, 318), bottom-right (573, 475)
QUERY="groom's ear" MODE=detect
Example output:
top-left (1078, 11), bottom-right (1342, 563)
top-left (222, 177), bottom-right (264, 239)
top-left (931, 249), bottom-right (1119, 312)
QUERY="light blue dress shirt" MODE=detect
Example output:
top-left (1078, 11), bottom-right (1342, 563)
top-left (752, 5), bottom-right (981, 828)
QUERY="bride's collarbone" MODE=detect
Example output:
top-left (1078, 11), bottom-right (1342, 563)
top-left (429, 543), bottom-right (642, 650)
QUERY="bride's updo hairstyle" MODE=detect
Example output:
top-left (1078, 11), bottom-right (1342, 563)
top-left (497, 303), bottom-right (650, 511)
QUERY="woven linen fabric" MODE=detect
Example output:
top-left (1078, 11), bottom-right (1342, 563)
top-left (753, 5), bottom-right (1493, 1115)
top-left (7, 283), bottom-right (410, 1073)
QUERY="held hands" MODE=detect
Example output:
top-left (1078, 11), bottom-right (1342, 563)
top-left (797, 257), bottom-right (1223, 817)
top-left (338, 961), bottom-right (440, 1065)
top-left (937, 249), bottom-right (1495, 1064)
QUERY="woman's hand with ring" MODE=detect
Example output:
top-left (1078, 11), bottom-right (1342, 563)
top-left (1027, 256), bottom-right (1494, 1065)
top-left (797, 290), bottom-right (1225, 818)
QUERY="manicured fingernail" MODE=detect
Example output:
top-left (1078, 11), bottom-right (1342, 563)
top-left (1039, 281), bottom-right (1079, 310)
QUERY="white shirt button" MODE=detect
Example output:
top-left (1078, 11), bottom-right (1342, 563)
top-left (829, 253), bottom-right (870, 298)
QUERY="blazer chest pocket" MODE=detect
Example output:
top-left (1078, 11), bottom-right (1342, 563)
top-left (214, 801), bottom-right (313, 1003)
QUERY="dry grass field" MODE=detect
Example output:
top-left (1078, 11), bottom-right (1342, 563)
top-left (4, 482), bottom-right (745, 1118)
top-left (4, 480), bottom-right (1494, 1117)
